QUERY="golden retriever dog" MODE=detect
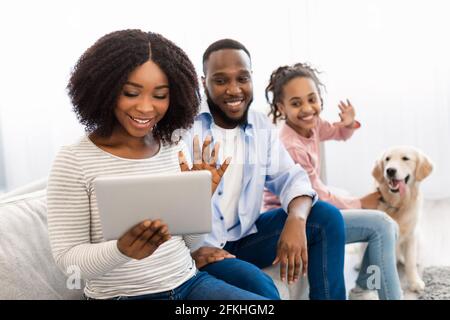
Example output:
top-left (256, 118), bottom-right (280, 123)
top-left (372, 146), bottom-right (433, 292)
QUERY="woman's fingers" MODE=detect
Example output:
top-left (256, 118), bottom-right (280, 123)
top-left (194, 256), bottom-right (205, 268)
top-left (206, 251), bottom-right (235, 264)
top-left (214, 250), bottom-right (235, 259)
top-left (133, 226), bottom-right (159, 251)
top-left (207, 255), bottom-right (224, 264)
top-left (117, 219), bottom-right (172, 260)
top-left (178, 151), bottom-right (190, 171)
top-left (193, 135), bottom-right (201, 165)
top-left (121, 220), bottom-right (151, 248)
top-left (192, 135), bottom-right (231, 171)
top-left (217, 157), bottom-right (232, 177)
top-left (147, 222), bottom-right (170, 246)
top-left (133, 220), bottom-right (164, 248)
top-left (143, 229), bottom-right (168, 251)
top-left (202, 136), bottom-right (212, 164)
top-left (210, 141), bottom-right (220, 165)
top-left (194, 248), bottom-right (235, 269)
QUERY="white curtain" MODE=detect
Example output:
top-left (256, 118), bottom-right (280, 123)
top-left (298, 0), bottom-right (450, 200)
top-left (0, 0), bottom-right (449, 199)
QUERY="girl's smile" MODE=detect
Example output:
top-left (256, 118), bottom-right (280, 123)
top-left (277, 77), bottom-right (322, 138)
top-left (298, 112), bottom-right (318, 122)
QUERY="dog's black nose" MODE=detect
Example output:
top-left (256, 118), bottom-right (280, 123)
top-left (386, 168), bottom-right (397, 177)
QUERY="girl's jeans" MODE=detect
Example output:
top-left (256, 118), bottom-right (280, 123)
top-left (342, 209), bottom-right (402, 300)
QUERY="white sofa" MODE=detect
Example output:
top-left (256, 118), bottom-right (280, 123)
top-left (0, 178), bottom-right (309, 300)
top-left (0, 180), bottom-right (83, 299)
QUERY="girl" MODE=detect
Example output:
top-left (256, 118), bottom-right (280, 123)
top-left (263, 63), bottom-right (403, 300)
top-left (47, 29), bottom-right (266, 300)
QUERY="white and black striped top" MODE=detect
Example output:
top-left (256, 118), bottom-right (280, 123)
top-left (47, 136), bottom-right (199, 299)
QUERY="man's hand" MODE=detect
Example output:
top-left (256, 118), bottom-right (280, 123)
top-left (272, 195), bottom-right (312, 283)
top-left (191, 246), bottom-right (236, 269)
top-left (273, 216), bottom-right (308, 284)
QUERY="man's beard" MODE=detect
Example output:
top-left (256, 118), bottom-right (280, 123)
top-left (206, 93), bottom-right (252, 128)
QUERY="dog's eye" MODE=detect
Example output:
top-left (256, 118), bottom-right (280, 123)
top-left (386, 157), bottom-right (390, 161)
top-left (402, 157), bottom-right (410, 161)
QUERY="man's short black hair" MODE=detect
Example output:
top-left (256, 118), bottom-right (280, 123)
top-left (202, 39), bottom-right (251, 74)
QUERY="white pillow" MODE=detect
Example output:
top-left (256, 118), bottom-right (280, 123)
top-left (0, 189), bottom-right (83, 299)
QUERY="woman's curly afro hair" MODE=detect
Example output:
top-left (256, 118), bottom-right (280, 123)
top-left (67, 29), bottom-right (200, 144)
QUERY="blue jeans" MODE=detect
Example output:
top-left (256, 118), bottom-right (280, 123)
top-left (82, 270), bottom-right (268, 300)
top-left (342, 209), bottom-right (402, 300)
top-left (201, 200), bottom-right (346, 300)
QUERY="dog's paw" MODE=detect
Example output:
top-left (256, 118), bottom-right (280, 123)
top-left (408, 279), bottom-right (425, 292)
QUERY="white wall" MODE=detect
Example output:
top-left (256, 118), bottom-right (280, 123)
top-left (0, 0), bottom-right (449, 199)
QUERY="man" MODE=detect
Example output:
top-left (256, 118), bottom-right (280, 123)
top-left (182, 39), bottom-right (346, 300)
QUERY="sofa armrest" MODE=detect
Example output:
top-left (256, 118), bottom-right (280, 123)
top-left (0, 188), bottom-right (83, 299)
top-left (262, 264), bottom-right (309, 300)
top-left (0, 177), bottom-right (47, 202)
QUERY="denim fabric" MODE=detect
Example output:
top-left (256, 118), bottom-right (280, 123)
top-left (82, 270), bottom-right (268, 300)
top-left (202, 201), bottom-right (346, 300)
top-left (342, 209), bottom-right (402, 300)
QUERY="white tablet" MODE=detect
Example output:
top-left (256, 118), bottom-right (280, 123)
top-left (94, 171), bottom-right (212, 240)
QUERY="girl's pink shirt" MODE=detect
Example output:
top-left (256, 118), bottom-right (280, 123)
top-left (263, 117), bottom-right (362, 211)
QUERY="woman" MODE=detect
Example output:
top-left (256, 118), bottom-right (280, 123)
top-left (47, 29), bottom-right (266, 300)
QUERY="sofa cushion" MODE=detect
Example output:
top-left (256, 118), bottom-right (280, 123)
top-left (0, 190), bottom-right (83, 299)
top-left (262, 264), bottom-right (309, 299)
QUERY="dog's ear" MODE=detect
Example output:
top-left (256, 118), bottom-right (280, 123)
top-left (372, 159), bottom-right (384, 183)
top-left (415, 152), bottom-right (433, 181)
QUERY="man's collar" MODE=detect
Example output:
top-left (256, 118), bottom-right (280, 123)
top-left (199, 99), bottom-right (213, 118)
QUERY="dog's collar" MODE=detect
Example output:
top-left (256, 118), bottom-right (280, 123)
top-left (378, 188), bottom-right (401, 212)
